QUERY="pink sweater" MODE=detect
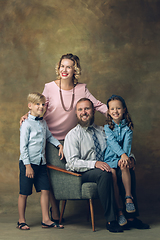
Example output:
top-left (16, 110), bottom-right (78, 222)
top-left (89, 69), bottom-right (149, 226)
top-left (42, 81), bottom-right (107, 140)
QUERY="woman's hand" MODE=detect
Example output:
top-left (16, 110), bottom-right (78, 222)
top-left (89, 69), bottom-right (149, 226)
top-left (20, 113), bottom-right (29, 125)
top-left (58, 144), bottom-right (64, 160)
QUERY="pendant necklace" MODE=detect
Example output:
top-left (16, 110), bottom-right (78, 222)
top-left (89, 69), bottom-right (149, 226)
top-left (59, 79), bottom-right (75, 112)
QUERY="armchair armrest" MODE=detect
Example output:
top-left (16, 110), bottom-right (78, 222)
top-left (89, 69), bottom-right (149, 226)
top-left (47, 164), bottom-right (82, 177)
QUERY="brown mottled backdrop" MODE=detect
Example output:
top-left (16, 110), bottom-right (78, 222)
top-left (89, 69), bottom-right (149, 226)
top-left (0, 0), bottom-right (159, 218)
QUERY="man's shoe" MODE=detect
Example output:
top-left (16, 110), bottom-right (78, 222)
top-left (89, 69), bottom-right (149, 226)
top-left (106, 220), bottom-right (123, 233)
top-left (127, 218), bottom-right (150, 229)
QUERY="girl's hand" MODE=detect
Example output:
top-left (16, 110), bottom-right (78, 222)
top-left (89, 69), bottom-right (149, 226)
top-left (25, 164), bottom-right (34, 178)
top-left (20, 113), bottom-right (29, 125)
top-left (58, 144), bottom-right (64, 160)
top-left (129, 157), bottom-right (136, 170)
top-left (119, 153), bottom-right (130, 168)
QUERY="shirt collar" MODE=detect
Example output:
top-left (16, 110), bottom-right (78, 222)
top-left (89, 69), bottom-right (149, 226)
top-left (112, 119), bottom-right (126, 127)
top-left (80, 123), bottom-right (97, 131)
top-left (28, 114), bottom-right (38, 121)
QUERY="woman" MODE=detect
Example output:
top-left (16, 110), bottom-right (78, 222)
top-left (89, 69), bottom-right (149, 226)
top-left (42, 53), bottom-right (107, 139)
top-left (21, 53), bottom-right (108, 224)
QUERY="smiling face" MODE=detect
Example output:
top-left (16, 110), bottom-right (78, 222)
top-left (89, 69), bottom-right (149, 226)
top-left (28, 101), bottom-right (46, 117)
top-left (76, 100), bottom-right (95, 127)
top-left (108, 100), bottom-right (126, 124)
top-left (59, 59), bottom-right (75, 81)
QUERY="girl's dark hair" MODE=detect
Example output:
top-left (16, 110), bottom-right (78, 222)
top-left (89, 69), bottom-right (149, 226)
top-left (106, 95), bottom-right (134, 130)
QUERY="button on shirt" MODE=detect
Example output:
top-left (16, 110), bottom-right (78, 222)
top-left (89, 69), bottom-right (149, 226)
top-left (104, 119), bottom-right (133, 168)
top-left (20, 114), bottom-right (60, 165)
top-left (64, 124), bottom-right (107, 172)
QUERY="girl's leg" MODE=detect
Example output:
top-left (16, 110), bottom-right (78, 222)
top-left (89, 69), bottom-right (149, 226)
top-left (18, 194), bottom-right (30, 229)
top-left (121, 167), bottom-right (133, 202)
top-left (111, 169), bottom-right (127, 226)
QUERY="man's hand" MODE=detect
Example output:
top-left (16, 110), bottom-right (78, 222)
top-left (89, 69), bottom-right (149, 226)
top-left (25, 164), bottom-right (34, 178)
top-left (20, 113), bottom-right (28, 125)
top-left (95, 161), bottom-right (111, 172)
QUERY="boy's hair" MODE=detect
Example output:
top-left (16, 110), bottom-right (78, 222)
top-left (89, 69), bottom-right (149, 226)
top-left (106, 95), bottom-right (134, 131)
top-left (27, 92), bottom-right (46, 104)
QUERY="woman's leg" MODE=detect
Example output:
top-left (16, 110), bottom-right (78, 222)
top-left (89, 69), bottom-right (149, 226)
top-left (49, 188), bottom-right (60, 220)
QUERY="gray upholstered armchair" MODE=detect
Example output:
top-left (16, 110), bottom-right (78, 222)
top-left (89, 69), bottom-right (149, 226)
top-left (46, 142), bottom-right (99, 231)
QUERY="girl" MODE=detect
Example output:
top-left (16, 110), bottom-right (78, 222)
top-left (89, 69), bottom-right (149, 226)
top-left (104, 95), bottom-right (135, 227)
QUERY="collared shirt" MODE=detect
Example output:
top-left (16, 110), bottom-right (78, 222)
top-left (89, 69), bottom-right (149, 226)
top-left (19, 114), bottom-right (60, 165)
top-left (104, 119), bottom-right (133, 168)
top-left (64, 124), bottom-right (107, 172)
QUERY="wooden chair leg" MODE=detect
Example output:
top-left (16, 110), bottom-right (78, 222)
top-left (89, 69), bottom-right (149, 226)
top-left (59, 200), bottom-right (67, 224)
top-left (89, 199), bottom-right (95, 232)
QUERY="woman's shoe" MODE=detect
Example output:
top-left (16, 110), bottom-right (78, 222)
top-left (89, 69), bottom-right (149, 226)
top-left (50, 207), bottom-right (65, 223)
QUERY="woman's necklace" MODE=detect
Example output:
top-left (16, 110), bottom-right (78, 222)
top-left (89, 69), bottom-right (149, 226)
top-left (59, 79), bottom-right (75, 112)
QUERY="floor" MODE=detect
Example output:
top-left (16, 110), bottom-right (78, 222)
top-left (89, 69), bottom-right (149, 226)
top-left (0, 191), bottom-right (160, 240)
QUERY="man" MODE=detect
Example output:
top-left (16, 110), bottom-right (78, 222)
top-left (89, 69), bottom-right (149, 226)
top-left (63, 98), bottom-right (149, 232)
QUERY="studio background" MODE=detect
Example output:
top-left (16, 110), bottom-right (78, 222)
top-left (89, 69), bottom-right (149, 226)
top-left (0, 0), bottom-right (159, 220)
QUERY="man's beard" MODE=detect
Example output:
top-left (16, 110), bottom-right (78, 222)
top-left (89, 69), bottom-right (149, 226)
top-left (77, 114), bottom-right (94, 127)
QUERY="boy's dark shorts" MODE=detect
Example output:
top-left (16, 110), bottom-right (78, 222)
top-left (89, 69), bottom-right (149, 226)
top-left (19, 160), bottom-right (50, 196)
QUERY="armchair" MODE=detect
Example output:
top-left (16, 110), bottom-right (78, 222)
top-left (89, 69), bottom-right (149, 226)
top-left (46, 142), bottom-right (99, 231)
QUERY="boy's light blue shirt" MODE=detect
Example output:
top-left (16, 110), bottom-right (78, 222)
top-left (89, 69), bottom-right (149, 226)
top-left (104, 119), bottom-right (133, 168)
top-left (19, 114), bottom-right (60, 165)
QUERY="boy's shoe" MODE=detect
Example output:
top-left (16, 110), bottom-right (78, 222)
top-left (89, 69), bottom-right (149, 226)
top-left (106, 220), bottom-right (123, 233)
top-left (126, 218), bottom-right (150, 229)
top-left (118, 214), bottom-right (127, 226)
top-left (17, 222), bottom-right (30, 230)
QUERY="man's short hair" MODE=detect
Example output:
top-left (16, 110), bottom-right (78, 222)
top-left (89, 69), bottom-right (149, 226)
top-left (27, 92), bottom-right (46, 104)
top-left (76, 98), bottom-right (94, 109)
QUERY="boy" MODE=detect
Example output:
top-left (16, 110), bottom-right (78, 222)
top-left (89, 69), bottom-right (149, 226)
top-left (17, 92), bottom-right (64, 230)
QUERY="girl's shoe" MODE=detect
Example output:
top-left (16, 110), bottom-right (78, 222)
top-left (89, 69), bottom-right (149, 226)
top-left (125, 196), bottom-right (136, 213)
top-left (118, 214), bottom-right (127, 226)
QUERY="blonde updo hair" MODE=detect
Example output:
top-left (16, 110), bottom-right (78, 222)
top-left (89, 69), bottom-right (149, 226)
top-left (27, 92), bottom-right (46, 104)
top-left (55, 53), bottom-right (81, 85)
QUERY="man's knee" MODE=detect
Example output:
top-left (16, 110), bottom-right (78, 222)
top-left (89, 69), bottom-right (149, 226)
top-left (101, 170), bottom-right (113, 182)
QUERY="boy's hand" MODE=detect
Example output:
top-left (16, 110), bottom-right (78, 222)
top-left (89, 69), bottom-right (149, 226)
top-left (25, 164), bottom-right (34, 178)
top-left (58, 144), bottom-right (64, 160)
top-left (20, 113), bottom-right (28, 126)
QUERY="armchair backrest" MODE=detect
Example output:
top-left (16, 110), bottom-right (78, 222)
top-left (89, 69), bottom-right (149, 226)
top-left (46, 142), bottom-right (66, 169)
